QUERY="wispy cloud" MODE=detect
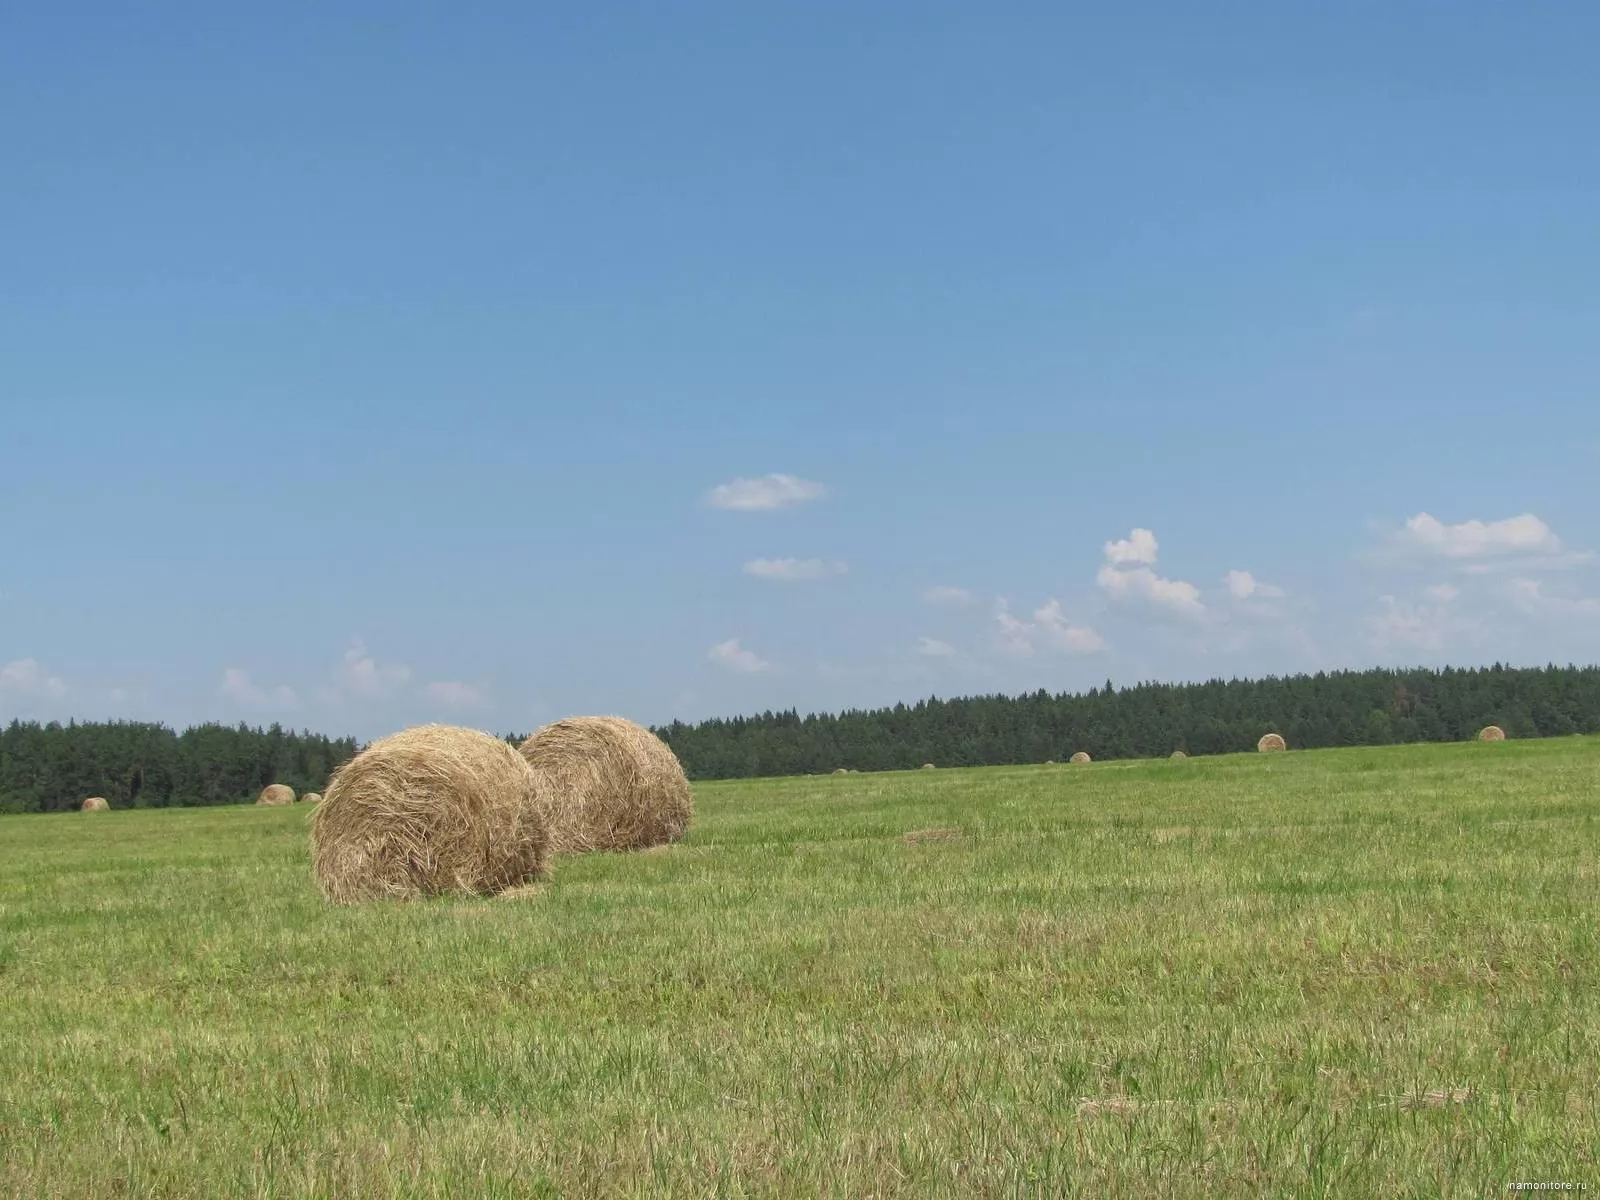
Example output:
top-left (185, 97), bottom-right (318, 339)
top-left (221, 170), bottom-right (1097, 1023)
top-left (335, 640), bottom-right (412, 698)
top-left (993, 598), bottom-right (1104, 657)
top-left (705, 474), bottom-right (827, 511)
top-left (1507, 578), bottom-right (1600, 620)
top-left (0, 658), bottom-right (67, 699)
top-left (219, 668), bottom-right (297, 708)
top-left (425, 681), bottom-right (488, 709)
top-left (743, 557), bottom-right (847, 581)
top-left (708, 638), bottom-right (770, 673)
top-left (1224, 569), bottom-right (1285, 600)
top-left (1365, 588), bottom-right (1483, 653)
top-left (922, 585), bottom-right (976, 606)
top-left (915, 637), bottom-right (956, 658)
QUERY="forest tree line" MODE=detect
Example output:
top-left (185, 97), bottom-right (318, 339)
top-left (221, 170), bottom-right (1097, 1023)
top-left (3, 663), bottom-right (1598, 811)
top-left (0, 721), bottom-right (360, 814)
top-left (650, 663), bottom-right (1600, 779)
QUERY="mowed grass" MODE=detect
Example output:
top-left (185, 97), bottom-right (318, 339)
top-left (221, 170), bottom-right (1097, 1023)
top-left (1, 740), bottom-right (1597, 1198)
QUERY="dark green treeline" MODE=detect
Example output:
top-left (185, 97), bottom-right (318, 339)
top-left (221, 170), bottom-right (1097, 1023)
top-left (0, 722), bottom-right (360, 814)
top-left (653, 664), bottom-right (1600, 779)
top-left (4, 664), bottom-right (1597, 810)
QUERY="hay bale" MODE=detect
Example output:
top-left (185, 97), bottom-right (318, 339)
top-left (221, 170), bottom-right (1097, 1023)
top-left (1478, 725), bottom-right (1507, 742)
top-left (1257, 733), bottom-right (1287, 753)
top-left (832, 768), bottom-right (849, 775)
top-left (921, 762), bottom-right (936, 770)
top-left (1070, 751), bottom-right (1091, 764)
top-left (81, 796), bottom-right (109, 812)
top-left (300, 791), bottom-right (322, 804)
top-left (1169, 750), bottom-right (1188, 761)
top-left (517, 715), bottom-right (693, 855)
top-left (311, 724), bottom-right (547, 903)
top-left (1045, 759), bottom-right (1055, 765)
top-left (257, 784), bottom-right (296, 806)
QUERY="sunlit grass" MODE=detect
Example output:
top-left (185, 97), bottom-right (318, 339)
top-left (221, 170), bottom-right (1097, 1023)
top-left (1, 738), bottom-right (1596, 1196)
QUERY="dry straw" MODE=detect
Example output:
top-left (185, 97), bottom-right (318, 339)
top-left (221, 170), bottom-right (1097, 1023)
top-left (301, 792), bottom-right (322, 805)
top-left (1478, 725), bottom-right (1507, 742)
top-left (1257, 733), bottom-right (1287, 753)
top-left (257, 784), bottom-right (296, 806)
top-left (1070, 751), bottom-right (1092, 764)
top-left (1169, 750), bottom-right (1188, 761)
top-left (311, 724), bottom-right (547, 903)
top-left (81, 796), bottom-right (109, 812)
top-left (518, 716), bottom-right (693, 855)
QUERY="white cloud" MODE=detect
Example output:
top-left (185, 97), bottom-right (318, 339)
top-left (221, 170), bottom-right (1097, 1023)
top-left (0, 658), bottom-right (67, 699)
top-left (1224, 570), bottom-right (1285, 600)
top-left (1394, 512), bottom-right (1562, 560)
top-left (705, 474), bottom-right (827, 511)
top-left (708, 638), bottom-right (770, 673)
top-left (425, 681), bottom-right (488, 709)
top-left (915, 637), bottom-right (956, 658)
top-left (336, 640), bottom-right (412, 698)
top-left (1425, 583), bottom-right (1461, 603)
top-left (1103, 528), bottom-right (1159, 566)
top-left (743, 557), bottom-right (847, 581)
top-left (1097, 564), bottom-right (1205, 617)
top-left (993, 598), bottom-right (1104, 657)
top-left (922, 585), bottom-right (976, 606)
top-left (1096, 528), bottom-right (1205, 617)
top-left (219, 668), bottom-right (296, 708)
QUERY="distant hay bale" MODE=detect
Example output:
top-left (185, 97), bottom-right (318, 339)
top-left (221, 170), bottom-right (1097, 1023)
top-left (311, 724), bottom-right (547, 903)
top-left (1169, 750), bottom-right (1188, 761)
top-left (832, 768), bottom-right (849, 775)
top-left (301, 792), bottom-right (322, 805)
top-left (1478, 725), bottom-right (1507, 742)
top-left (517, 716), bottom-right (693, 855)
top-left (257, 784), bottom-right (296, 806)
top-left (1045, 759), bottom-right (1055, 765)
top-left (1257, 733), bottom-right (1287, 753)
top-left (921, 762), bottom-right (936, 770)
top-left (81, 796), bottom-right (109, 812)
top-left (1070, 751), bottom-right (1091, 764)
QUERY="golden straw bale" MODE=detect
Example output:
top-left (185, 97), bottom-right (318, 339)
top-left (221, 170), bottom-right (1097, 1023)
top-left (518, 716), bottom-right (693, 854)
top-left (311, 724), bottom-right (547, 903)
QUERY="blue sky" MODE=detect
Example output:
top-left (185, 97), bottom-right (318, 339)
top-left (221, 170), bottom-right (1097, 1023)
top-left (3, 3), bottom-right (1597, 740)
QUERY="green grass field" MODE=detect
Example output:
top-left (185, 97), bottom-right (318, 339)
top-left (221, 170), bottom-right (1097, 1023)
top-left (2, 739), bottom-right (1596, 1197)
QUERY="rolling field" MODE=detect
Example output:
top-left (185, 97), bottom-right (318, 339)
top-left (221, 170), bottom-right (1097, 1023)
top-left (1, 739), bottom-right (1597, 1197)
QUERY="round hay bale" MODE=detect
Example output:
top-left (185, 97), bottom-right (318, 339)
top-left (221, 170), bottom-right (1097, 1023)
top-left (517, 716), bottom-right (693, 855)
top-left (832, 768), bottom-right (849, 775)
top-left (81, 796), bottom-right (109, 812)
top-left (311, 724), bottom-right (547, 903)
top-left (1257, 733), bottom-right (1287, 753)
top-left (1169, 750), bottom-right (1188, 761)
top-left (1478, 725), bottom-right (1507, 742)
top-left (1070, 751), bottom-right (1091, 764)
top-left (257, 784), bottom-right (296, 806)
top-left (300, 792), bottom-right (322, 805)
top-left (921, 762), bottom-right (936, 770)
